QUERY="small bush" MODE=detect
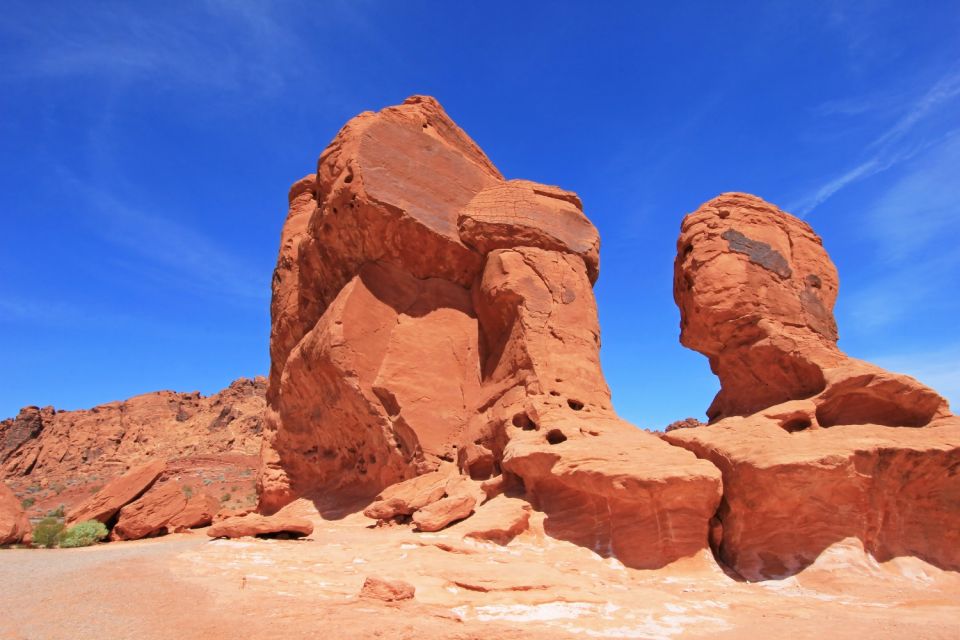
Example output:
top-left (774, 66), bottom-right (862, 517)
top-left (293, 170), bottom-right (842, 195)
top-left (182, 485), bottom-right (194, 499)
top-left (32, 517), bottom-right (65, 549)
top-left (47, 504), bottom-right (65, 518)
top-left (220, 493), bottom-right (231, 503)
top-left (20, 497), bottom-right (35, 509)
top-left (60, 520), bottom-right (109, 548)
top-left (88, 485), bottom-right (103, 494)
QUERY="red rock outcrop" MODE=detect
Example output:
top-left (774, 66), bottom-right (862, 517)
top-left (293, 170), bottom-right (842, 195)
top-left (111, 481), bottom-right (220, 541)
top-left (673, 193), bottom-right (950, 424)
top-left (207, 513), bottom-right (314, 539)
top-left (412, 494), bottom-right (476, 532)
top-left (259, 96), bottom-right (721, 569)
top-left (362, 468), bottom-right (456, 522)
top-left (67, 459), bottom-right (166, 527)
top-left (1, 377), bottom-right (265, 521)
top-left (668, 192), bottom-right (960, 579)
top-left (1, 482), bottom-right (30, 545)
top-left (453, 495), bottom-right (531, 544)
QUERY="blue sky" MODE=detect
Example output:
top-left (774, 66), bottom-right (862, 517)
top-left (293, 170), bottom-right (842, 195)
top-left (1, 1), bottom-right (958, 427)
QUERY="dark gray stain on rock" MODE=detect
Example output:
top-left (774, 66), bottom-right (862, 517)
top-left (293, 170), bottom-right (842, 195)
top-left (800, 288), bottom-right (838, 341)
top-left (721, 229), bottom-right (792, 279)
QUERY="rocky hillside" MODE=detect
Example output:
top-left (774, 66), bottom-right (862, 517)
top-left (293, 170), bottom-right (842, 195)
top-left (1, 377), bottom-right (265, 520)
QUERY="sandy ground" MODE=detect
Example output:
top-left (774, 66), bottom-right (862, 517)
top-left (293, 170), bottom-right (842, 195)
top-left (2, 500), bottom-right (959, 640)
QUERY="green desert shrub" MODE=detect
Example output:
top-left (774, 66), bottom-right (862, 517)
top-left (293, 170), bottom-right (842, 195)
top-left (47, 504), bottom-right (65, 518)
top-left (32, 517), bottom-right (65, 549)
top-left (20, 497), bottom-right (35, 509)
top-left (60, 520), bottom-right (109, 548)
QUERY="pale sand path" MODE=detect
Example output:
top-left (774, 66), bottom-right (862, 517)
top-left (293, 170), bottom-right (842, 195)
top-left (2, 500), bottom-right (958, 639)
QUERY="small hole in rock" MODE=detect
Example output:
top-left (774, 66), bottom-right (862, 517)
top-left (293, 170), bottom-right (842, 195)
top-left (512, 413), bottom-right (538, 431)
top-left (549, 391), bottom-right (561, 397)
top-left (682, 243), bottom-right (693, 256)
top-left (567, 399), bottom-right (584, 411)
top-left (718, 210), bottom-right (730, 219)
top-left (781, 417), bottom-right (812, 433)
top-left (546, 429), bottom-right (567, 445)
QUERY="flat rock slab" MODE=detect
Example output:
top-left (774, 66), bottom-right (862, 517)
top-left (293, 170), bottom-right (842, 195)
top-left (207, 513), bottom-right (314, 539)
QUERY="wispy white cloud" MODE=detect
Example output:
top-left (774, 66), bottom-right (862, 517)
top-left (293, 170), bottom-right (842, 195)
top-left (868, 73), bottom-right (960, 151)
top-left (0, 2), bottom-right (308, 96)
top-left (867, 131), bottom-right (960, 262)
top-left (791, 69), bottom-right (960, 216)
top-left (0, 296), bottom-right (133, 328)
top-left (67, 178), bottom-right (270, 305)
top-left (839, 132), bottom-right (960, 332)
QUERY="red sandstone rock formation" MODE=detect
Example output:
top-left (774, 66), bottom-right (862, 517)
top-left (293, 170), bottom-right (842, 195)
top-left (207, 513), bottom-right (314, 539)
top-left (111, 481), bottom-right (220, 541)
top-left (66, 459), bottom-right (221, 541)
top-left (1, 378), bottom-right (265, 522)
top-left (362, 468), bottom-right (457, 522)
top-left (68, 459), bottom-right (167, 526)
top-left (258, 96), bottom-right (721, 569)
top-left (1, 378), bottom-right (264, 481)
top-left (673, 193), bottom-right (950, 424)
top-left (668, 192), bottom-right (960, 579)
top-left (454, 495), bottom-right (531, 544)
top-left (0, 482), bottom-right (30, 545)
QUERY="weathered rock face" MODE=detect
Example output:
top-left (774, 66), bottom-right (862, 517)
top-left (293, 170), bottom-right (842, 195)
top-left (1, 378), bottom-right (264, 480)
top-left (669, 192), bottom-right (960, 579)
top-left (0, 482), bottom-right (30, 545)
top-left (674, 193), bottom-right (950, 424)
top-left (1, 377), bottom-right (264, 523)
top-left (260, 96), bottom-right (721, 569)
